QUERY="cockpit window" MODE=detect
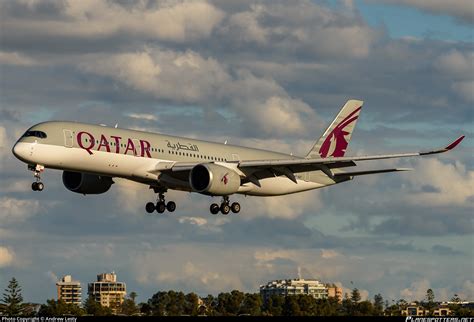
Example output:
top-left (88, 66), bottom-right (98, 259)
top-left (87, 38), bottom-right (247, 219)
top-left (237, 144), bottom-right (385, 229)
top-left (22, 130), bottom-right (47, 139)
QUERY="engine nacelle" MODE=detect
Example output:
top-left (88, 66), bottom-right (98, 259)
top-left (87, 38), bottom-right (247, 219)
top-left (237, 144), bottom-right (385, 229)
top-left (62, 171), bottom-right (113, 195)
top-left (189, 164), bottom-right (241, 196)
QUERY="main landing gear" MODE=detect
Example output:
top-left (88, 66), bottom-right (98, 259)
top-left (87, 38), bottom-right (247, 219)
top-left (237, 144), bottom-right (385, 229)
top-left (210, 196), bottom-right (240, 215)
top-left (29, 164), bottom-right (45, 192)
top-left (145, 190), bottom-right (176, 214)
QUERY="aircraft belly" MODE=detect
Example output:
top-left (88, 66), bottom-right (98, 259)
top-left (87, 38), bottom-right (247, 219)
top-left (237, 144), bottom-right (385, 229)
top-left (240, 177), bottom-right (329, 196)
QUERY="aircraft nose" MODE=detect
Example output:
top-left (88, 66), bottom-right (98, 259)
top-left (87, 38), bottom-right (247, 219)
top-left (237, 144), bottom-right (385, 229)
top-left (12, 142), bottom-right (29, 161)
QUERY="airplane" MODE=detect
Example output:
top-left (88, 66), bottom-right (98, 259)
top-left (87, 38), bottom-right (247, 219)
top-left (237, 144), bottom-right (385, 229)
top-left (12, 100), bottom-right (465, 215)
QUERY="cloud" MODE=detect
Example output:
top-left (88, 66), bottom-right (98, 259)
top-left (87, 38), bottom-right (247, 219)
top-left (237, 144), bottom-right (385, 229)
top-left (400, 278), bottom-right (431, 301)
top-left (320, 249), bottom-right (340, 259)
top-left (125, 113), bottom-right (158, 122)
top-left (2, 0), bottom-right (225, 43)
top-left (244, 190), bottom-right (322, 220)
top-left (0, 126), bottom-right (7, 148)
top-left (132, 245), bottom-right (247, 293)
top-left (435, 50), bottom-right (474, 102)
top-left (0, 246), bottom-right (15, 267)
top-left (405, 159), bottom-right (474, 207)
top-left (452, 81), bottom-right (474, 102)
top-left (179, 217), bottom-right (208, 227)
top-left (0, 51), bottom-right (38, 66)
top-left (431, 244), bottom-right (464, 256)
top-left (215, 1), bottom-right (377, 59)
top-left (78, 49), bottom-right (228, 104)
top-left (436, 50), bottom-right (474, 79)
top-left (0, 197), bottom-right (41, 224)
top-left (249, 96), bottom-right (319, 136)
top-left (46, 271), bottom-right (58, 283)
top-left (370, 0), bottom-right (474, 24)
top-left (225, 5), bottom-right (268, 44)
top-left (254, 249), bottom-right (295, 266)
top-left (78, 47), bottom-right (322, 138)
top-left (459, 280), bottom-right (474, 300)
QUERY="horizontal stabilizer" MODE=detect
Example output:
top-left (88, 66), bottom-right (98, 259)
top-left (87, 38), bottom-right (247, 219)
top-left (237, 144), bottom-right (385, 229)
top-left (334, 168), bottom-right (412, 178)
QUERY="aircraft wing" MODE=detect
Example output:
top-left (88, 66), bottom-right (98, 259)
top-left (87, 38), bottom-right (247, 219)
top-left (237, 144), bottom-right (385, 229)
top-left (232, 135), bottom-right (465, 181)
top-left (150, 136), bottom-right (464, 185)
top-left (237, 135), bottom-right (465, 168)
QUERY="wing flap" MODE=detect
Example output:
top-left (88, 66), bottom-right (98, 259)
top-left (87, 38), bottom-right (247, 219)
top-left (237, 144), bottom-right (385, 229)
top-left (334, 168), bottom-right (412, 178)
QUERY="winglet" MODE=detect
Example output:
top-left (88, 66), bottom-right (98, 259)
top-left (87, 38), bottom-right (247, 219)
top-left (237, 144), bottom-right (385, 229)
top-left (445, 135), bottom-right (465, 151)
top-left (421, 135), bottom-right (465, 156)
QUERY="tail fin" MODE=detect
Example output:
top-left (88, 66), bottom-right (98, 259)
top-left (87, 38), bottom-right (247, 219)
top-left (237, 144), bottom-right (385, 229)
top-left (306, 99), bottom-right (363, 159)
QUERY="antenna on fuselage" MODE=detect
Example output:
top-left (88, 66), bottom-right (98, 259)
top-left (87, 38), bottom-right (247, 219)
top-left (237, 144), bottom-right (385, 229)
top-left (224, 140), bottom-right (227, 145)
top-left (114, 123), bottom-right (118, 128)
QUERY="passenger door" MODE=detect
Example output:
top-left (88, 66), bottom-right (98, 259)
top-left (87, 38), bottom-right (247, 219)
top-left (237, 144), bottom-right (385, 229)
top-left (63, 129), bottom-right (73, 148)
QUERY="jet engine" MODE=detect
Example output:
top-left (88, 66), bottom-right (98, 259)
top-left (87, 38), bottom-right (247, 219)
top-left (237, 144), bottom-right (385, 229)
top-left (62, 171), bottom-right (113, 194)
top-left (189, 164), bottom-right (241, 195)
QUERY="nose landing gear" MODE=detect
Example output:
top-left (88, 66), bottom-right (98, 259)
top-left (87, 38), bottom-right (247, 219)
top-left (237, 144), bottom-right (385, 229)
top-left (145, 189), bottom-right (176, 214)
top-left (29, 164), bottom-right (45, 191)
top-left (210, 196), bottom-right (240, 215)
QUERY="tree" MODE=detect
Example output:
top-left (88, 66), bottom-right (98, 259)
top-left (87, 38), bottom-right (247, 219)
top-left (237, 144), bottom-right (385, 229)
top-left (313, 298), bottom-right (339, 316)
top-left (129, 292), bottom-right (138, 304)
top-left (201, 294), bottom-right (215, 316)
top-left (239, 293), bottom-right (262, 316)
top-left (296, 295), bottom-right (315, 316)
top-left (425, 289), bottom-right (435, 303)
top-left (38, 299), bottom-right (84, 316)
top-left (373, 294), bottom-right (384, 316)
top-left (450, 294), bottom-right (461, 303)
top-left (357, 300), bottom-right (374, 316)
top-left (263, 295), bottom-right (284, 316)
top-left (1, 277), bottom-right (25, 316)
top-left (226, 290), bottom-right (244, 315)
top-left (425, 289), bottom-right (435, 316)
top-left (139, 302), bottom-right (151, 316)
top-left (120, 292), bottom-right (139, 316)
top-left (147, 290), bottom-right (199, 316)
top-left (215, 292), bottom-right (230, 315)
top-left (351, 288), bottom-right (361, 304)
top-left (184, 292), bottom-right (199, 316)
top-left (384, 299), bottom-right (403, 316)
top-left (283, 296), bottom-right (301, 316)
top-left (83, 296), bottom-right (113, 316)
top-left (341, 294), bottom-right (353, 315)
top-left (120, 298), bottom-right (138, 316)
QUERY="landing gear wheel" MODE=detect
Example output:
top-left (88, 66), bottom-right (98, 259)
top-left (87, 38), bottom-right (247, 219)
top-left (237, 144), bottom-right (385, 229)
top-left (210, 203), bottom-right (220, 215)
top-left (145, 202), bottom-right (155, 213)
top-left (36, 182), bottom-right (44, 191)
top-left (166, 201), bottom-right (176, 212)
top-left (32, 182), bottom-right (38, 191)
top-left (156, 201), bottom-right (166, 214)
top-left (231, 202), bottom-right (240, 213)
top-left (220, 203), bottom-right (230, 215)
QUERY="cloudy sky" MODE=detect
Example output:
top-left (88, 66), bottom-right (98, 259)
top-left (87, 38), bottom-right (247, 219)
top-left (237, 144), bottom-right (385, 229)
top-left (0, 0), bottom-right (473, 304)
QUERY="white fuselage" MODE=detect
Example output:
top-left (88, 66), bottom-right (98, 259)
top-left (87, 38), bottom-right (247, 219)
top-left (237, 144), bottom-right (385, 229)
top-left (12, 121), bottom-right (336, 196)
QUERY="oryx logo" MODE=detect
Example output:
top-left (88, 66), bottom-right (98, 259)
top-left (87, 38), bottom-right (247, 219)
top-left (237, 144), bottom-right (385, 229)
top-left (221, 173), bottom-right (229, 185)
top-left (319, 106), bottom-right (361, 158)
top-left (405, 316), bottom-right (412, 322)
